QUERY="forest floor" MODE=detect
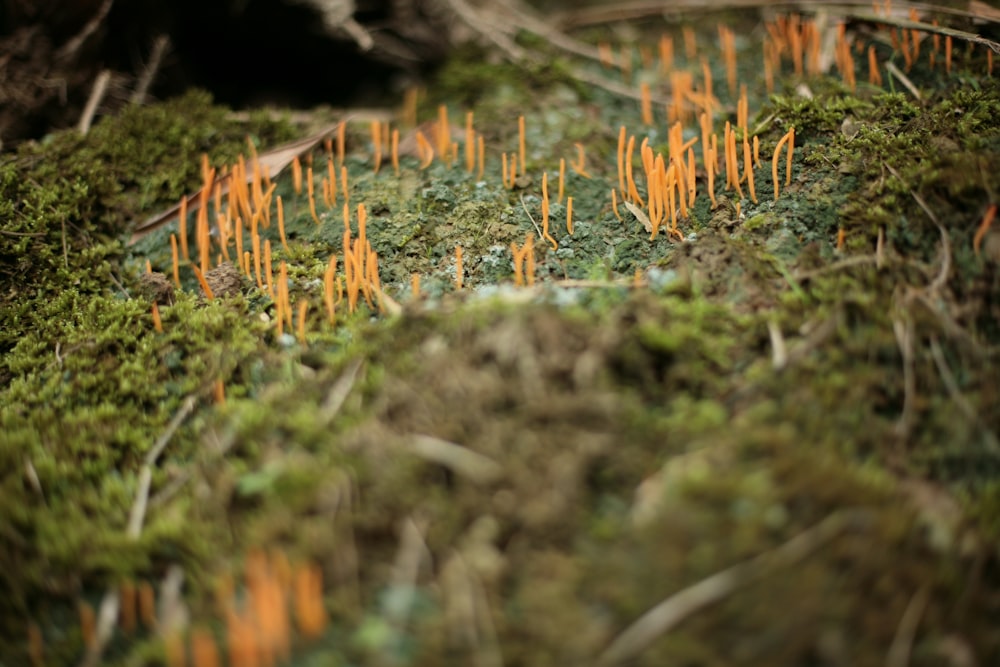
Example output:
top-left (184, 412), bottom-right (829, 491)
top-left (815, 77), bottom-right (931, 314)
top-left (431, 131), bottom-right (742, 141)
top-left (2, 5), bottom-right (1000, 666)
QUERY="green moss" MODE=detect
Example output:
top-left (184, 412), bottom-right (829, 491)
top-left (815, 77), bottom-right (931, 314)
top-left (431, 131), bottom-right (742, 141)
top-left (3, 16), bottom-right (1000, 667)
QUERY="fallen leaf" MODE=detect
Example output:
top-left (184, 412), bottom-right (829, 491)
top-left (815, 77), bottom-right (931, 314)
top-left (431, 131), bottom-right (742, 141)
top-left (128, 122), bottom-right (344, 245)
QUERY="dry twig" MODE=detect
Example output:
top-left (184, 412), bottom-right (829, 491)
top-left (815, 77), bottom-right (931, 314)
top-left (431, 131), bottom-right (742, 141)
top-left (131, 35), bottom-right (171, 106)
top-left (596, 511), bottom-right (865, 666)
top-left (56, 0), bottom-right (114, 62)
top-left (78, 70), bottom-right (111, 135)
top-left (79, 396), bottom-right (196, 667)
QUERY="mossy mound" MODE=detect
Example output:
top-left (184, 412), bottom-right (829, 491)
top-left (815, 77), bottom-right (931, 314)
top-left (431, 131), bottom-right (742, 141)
top-left (2, 10), bottom-right (1000, 667)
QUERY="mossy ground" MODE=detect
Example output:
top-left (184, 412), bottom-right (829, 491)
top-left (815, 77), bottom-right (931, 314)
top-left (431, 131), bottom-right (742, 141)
top-left (2, 10), bottom-right (999, 667)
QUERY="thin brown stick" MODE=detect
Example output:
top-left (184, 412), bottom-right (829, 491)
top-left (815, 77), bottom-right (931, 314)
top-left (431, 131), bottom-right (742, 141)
top-left (928, 338), bottom-right (1000, 453)
top-left (886, 586), bottom-right (930, 667)
top-left (885, 61), bottom-right (922, 99)
top-left (596, 511), bottom-right (865, 667)
top-left (441, 0), bottom-right (528, 61)
top-left (131, 35), bottom-right (170, 105)
top-left (56, 0), bottom-right (114, 62)
top-left (79, 396), bottom-right (196, 667)
top-left (553, 1), bottom-right (1000, 36)
top-left (78, 70), bottom-right (111, 135)
top-left (892, 316), bottom-right (917, 441)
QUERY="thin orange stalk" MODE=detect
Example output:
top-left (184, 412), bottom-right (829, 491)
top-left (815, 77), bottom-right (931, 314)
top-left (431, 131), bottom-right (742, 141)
top-left (611, 188), bottom-right (622, 221)
top-left (901, 27), bottom-right (914, 70)
top-left (542, 172), bottom-right (557, 250)
top-left (436, 104), bottom-right (450, 162)
top-left (138, 582), bottom-right (155, 628)
top-left (727, 122), bottom-right (744, 199)
top-left (763, 39), bottom-right (775, 94)
top-left (524, 233), bottom-right (536, 286)
top-left (265, 239), bottom-right (275, 299)
top-left (837, 227), bottom-right (846, 251)
top-left (190, 628), bottom-right (220, 667)
top-left (682, 25), bottom-right (696, 59)
top-left (187, 208), bottom-right (209, 268)
top-left (455, 245), bottom-right (463, 290)
top-left (327, 157), bottom-right (337, 207)
top-left (617, 125), bottom-right (627, 196)
top-left (707, 146), bottom-right (718, 208)
top-left (724, 122), bottom-right (734, 189)
top-left (639, 45), bottom-right (653, 68)
top-left (411, 273), bottom-right (421, 297)
top-left (213, 379), bottom-right (225, 405)
top-left (566, 196), bottom-right (574, 235)
top-left (337, 121), bottom-right (346, 166)
top-left (294, 564), bottom-right (326, 640)
top-left (477, 134), bottom-right (485, 179)
top-left (307, 167), bottom-right (321, 225)
top-left (416, 131), bottom-right (434, 169)
top-left (259, 181), bottom-right (276, 228)
top-left (164, 632), bottom-right (185, 667)
top-left (371, 120), bottom-right (382, 174)
top-left (225, 609), bottom-right (256, 667)
top-left (626, 135), bottom-right (643, 206)
top-left (558, 158), bottom-right (565, 203)
top-left (973, 204), bottom-right (997, 257)
top-left (120, 581), bottom-right (136, 633)
top-left (280, 261), bottom-right (292, 328)
top-left (659, 34), bottom-right (674, 75)
top-left (573, 142), bottom-right (591, 178)
top-left (785, 127), bottom-right (795, 186)
top-left (191, 265), bottom-right (215, 300)
top-left (945, 36), bottom-right (953, 73)
top-left (217, 212), bottom-right (231, 262)
top-left (277, 196), bottom-right (289, 252)
top-left (392, 128), bottom-right (400, 174)
top-left (640, 82), bottom-right (653, 125)
top-left (251, 211), bottom-right (263, 290)
top-left (598, 42), bottom-right (613, 68)
top-left (321, 176), bottom-right (332, 209)
top-left (772, 130), bottom-right (792, 200)
top-left (742, 135), bottom-right (757, 203)
top-left (292, 156), bottom-right (302, 194)
top-left (720, 25), bottom-right (737, 96)
top-left (369, 249), bottom-right (385, 313)
top-left (465, 111), bottom-right (475, 173)
top-left (235, 216), bottom-right (245, 274)
top-left (358, 202), bottom-right (367, 250)
top-left (674, 156), bottom-right (689, 219)
top-left (510, 240), bottom-right (525, 286)
top-left (789, 21), bottom-right (803, 76)
top-left (152, 302), bottom-right (163, 333)
top-left (701, 59), bottom-right (714, 121)
top-left (324, 255), bottom-right (337, 324)
top-left (170, 234), bottom-right (181, 287)
top-left (178, 196), bottom-right (189, 260)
